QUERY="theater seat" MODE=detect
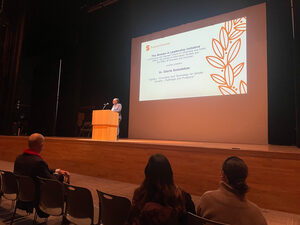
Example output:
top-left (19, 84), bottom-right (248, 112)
top-left (96, 190), bottom-right (131, 225)
top-left (10, 175), bottom-right (36, 224)
top-left (36, 176), bottom-right (65, 222)
top-left (64, 184), bottom-right (98, 225)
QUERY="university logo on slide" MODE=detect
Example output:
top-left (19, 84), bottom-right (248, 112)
top-left (206, 17), bottom-right (247, 95)
top-left (146, 45), bottom-right (150, 51)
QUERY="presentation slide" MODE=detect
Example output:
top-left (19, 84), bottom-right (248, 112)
top-left (140, 17), bottom-right (247, 101)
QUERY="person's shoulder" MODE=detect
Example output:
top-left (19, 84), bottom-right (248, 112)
top-left (15, 153), bottom-right (24, 160)
top-left (197, 190), bottom-right (219, 215)
top-left (200, 189), bottom-right (219, 200)
top-left (15, 153), bottom-right (41, 162)
top-left (35, 158), bottom-right (48, 166)
top-left (245, 199), bottom-right (267, 224)
top-left (198, 189), bottom-right (220, 207)
top-left (178, 188), bottom-right (195, 213)
top-left (14, 153), bottom-right (25, 166)
top-left (246, 200), bottom-right (264, 214)
top-left (20, 154), bottom-right (47, 168)
top-left (28, 154), bottom-right (44, 162)
top-left (177, 186), bottom-right (192, 200)
top-left (180, 189), bottom-right (191, 198)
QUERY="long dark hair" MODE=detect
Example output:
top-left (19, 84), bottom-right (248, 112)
top-left (131, 154), bottom-right (185, 214)
top-left (222, 156), bottom-right (249, 196)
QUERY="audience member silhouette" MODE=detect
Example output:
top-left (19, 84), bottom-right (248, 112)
top-left (197, 156), bottom-right (267, 225)
top-left (126, 154), bottom-right (195, 225)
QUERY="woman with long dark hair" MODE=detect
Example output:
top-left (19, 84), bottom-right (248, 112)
top-left (126, 154), bottom-right (195, 225)
top-left (197, 156), bottom-right (267, 225)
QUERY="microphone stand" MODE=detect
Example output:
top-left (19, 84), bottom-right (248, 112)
top-left (102, 104), bottom-right (108, 110)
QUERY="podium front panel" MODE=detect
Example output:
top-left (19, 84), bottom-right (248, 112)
top-left (92, 110), bottom-right (119, 141)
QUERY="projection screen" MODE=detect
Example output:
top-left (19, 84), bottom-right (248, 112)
top-left (129, 3), bottom-right (268, 144)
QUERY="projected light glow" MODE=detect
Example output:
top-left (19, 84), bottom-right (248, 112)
top-left (139, 17), bottom-right (247, 101)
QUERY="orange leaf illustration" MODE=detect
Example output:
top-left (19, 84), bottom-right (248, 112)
top-left (224, 64), bottom-right (234, 87)
top-left (207, 18), bottom-right (246, 95)
top-left (235, 23), bottom-right (246, 31)
top-left (225, 20), bottom-right (232, 34)
top-left (219, 85), bottom-right (237, 95)
top-left (206, 56), bottom-right (225, 69)
top-left (211, 74), bottom-right (226, 85)
top-left (227, 39), bottom-right (241, 64)
top-left (239, 80), bottom-right (247, 94)
top-left (233, 18), bottom-right (242, 25)
top-left (212, 39), bottom-right (224, 59)
top-left (233, 62), bottom-right (244, 77)
top-left (219, 27), bottom-right (228, 50)
top-left (229, 30), bottom-right (244, 40)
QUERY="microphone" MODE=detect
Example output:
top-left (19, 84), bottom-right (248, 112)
top-left (102, 102), bottom-right (109, 110)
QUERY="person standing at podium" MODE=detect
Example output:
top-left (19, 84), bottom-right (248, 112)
top-left (111, 98), bottom-right (122, 139)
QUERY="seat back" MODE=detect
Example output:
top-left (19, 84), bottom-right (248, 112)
top-left (37, 176), bottom-right (65, 216)
top-left (97, 190), bottom-right (131, 225)
top-left (187, 212), bottom-right (229, 225)
top-left (0, 171), bottom-right (18, 200)
top-left (65, 184), bottom-right (94, 224)
top-left (16, 175), bottom-right (36, 202)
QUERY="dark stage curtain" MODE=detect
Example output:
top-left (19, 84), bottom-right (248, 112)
top-left (0, 0), bottom-right (26, 135)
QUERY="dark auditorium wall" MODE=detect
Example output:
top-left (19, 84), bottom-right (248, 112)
top-left (1, 0), bottom-right (298, 145)
top-left (79, 0), bottom-right (131, 138)
top-left (294, 0), bottom-right (300, 147)
top-left (15, 0), bottom-right (83, 136)
top-left (0, 0), bottom-right (26, 134)
top-left (15, 0), bottom-right (131, 137)
top-left (266, 0), bottom-right (297, 146)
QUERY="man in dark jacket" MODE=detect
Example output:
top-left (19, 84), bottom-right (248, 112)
top-left (13, 133), bottom-right (70, 216)
top-left (14, 133), bottom-right (70, 180)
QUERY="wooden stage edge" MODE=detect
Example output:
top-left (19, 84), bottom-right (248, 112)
top-left (0, 135), bottom-right (300, 214)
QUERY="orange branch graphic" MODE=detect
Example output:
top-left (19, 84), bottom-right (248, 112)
top-left (206, 17), bottom-right (247, 95)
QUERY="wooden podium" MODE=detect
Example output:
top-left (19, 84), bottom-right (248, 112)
top-left (92, 110), bottom-right (119, 141)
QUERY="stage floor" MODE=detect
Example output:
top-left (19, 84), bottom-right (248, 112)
top-left (0, 135), bottom-right (300, 214)
top-left (46, 136), bottom-right (300, 160)
top-left (74, 137), bottom-right (300, 153)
